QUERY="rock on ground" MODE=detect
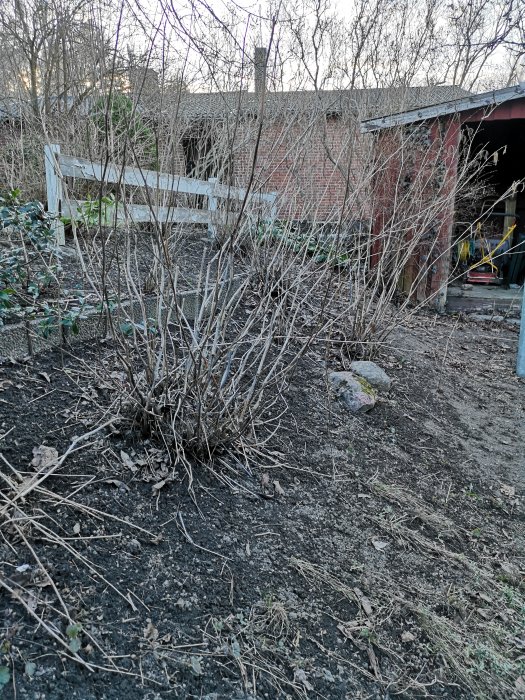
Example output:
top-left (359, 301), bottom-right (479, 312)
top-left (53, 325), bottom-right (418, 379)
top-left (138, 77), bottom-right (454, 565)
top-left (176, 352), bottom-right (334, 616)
top-left (350, 360), bottom-right (392, 393)
top-left (328, 371), bottom-right (376, 413)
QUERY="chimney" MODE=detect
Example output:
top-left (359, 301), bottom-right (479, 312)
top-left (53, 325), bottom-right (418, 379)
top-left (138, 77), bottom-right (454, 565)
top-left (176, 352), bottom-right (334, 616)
top-left (254, 47), bottom-right (267, 95)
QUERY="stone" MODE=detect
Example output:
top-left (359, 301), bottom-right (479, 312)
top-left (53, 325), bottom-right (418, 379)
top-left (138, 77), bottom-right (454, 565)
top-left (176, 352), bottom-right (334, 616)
top-left (0, 322), bottom-right (30, 360)
top-left (350, 360), bottom-right (392, 393)
top-left (469, 314), bottom-right (504, 323)
top-left (329, 371), bottom-right (376, 413)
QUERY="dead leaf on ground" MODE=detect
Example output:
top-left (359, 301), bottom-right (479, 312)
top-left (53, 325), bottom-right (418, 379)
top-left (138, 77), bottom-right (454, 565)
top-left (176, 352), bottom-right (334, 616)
top-left (500, 562), bottom-right (519, 577)
top-left (31, 445), bottom-right (58, 471)
top-left (294, 668), bottom-right (313, 691)
top-left (371, 537), bottom-right (389, 551)
top-left (143, 619), bottom-right (159, 642)
top-left (367, 645), bottom-right (381, 679)
top-left (500, 484), bottom-right (516, 498)
top-left (38, 372), bottom-right (51, 383)
top-left (152, 479), bottom-right (167, 493)
top-left (353, 587), bottom-right (373, 617)
top-left (273, 480), bottom-right (285, 497)
top-left (105, 479), bottom-right (130, 492)
top-left (401, 631), bottom-right (416, 643)
top-left (337, 620), bottom-right (369, 639)
top-left (120, 450), bottom-right (138, 472)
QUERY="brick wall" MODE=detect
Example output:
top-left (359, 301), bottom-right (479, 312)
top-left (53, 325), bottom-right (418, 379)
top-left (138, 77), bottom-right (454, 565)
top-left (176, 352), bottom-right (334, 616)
top-left (227, 113), bottom-right (374, 223)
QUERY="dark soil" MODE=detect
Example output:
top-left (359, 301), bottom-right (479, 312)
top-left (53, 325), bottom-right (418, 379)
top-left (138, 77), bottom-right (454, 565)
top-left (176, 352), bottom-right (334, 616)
top-left (0, 313), bottom-right (523, 700)
top-left (58, 224), bottom-right (216, 294)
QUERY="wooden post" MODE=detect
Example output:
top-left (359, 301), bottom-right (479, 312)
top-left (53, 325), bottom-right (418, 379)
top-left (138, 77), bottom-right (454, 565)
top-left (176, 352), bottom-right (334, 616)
top-left (207, 177), bottom-right (218, 239)
top-left (504, 194), bottom-right (517, 236)
top-left (517, 285), bottom-right (525, 377)
top-left (268, 192), bottom-right (278, 222)
top-left (44, 143), bottom-right (65, 245)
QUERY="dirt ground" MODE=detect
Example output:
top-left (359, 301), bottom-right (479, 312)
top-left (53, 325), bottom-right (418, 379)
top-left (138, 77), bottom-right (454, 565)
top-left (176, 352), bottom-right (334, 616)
top-left (0, 311), bottom-right (523, 699)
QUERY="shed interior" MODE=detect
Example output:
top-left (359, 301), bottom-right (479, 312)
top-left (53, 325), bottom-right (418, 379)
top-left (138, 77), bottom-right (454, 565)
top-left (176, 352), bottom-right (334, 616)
top-left (454, 118), bottom-right (525, 287)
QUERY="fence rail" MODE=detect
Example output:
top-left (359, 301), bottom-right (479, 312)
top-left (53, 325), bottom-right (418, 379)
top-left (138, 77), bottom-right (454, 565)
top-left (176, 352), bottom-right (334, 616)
top-left (45, 144), bottom-right (277, 244)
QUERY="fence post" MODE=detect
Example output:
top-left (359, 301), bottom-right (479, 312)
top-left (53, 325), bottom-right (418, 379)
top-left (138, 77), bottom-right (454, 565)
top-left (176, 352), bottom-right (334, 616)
top-left (207, 177), bottom-right (218, 239)
top-left (44, 143), bottom-right (65, 245)
top-left (517, 285), bottom-right (525, 377)
top-left (269, 192), bottom-right (278, 222)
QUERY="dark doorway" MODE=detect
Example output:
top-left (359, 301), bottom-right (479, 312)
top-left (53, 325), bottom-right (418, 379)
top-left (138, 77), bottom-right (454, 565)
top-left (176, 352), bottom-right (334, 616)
top-left (455, 118), bottom-right (525, 285)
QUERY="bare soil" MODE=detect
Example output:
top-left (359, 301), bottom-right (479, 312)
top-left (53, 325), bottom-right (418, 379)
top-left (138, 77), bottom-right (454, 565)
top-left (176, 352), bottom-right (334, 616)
top-left (0, 312), bottom-right (523, 699)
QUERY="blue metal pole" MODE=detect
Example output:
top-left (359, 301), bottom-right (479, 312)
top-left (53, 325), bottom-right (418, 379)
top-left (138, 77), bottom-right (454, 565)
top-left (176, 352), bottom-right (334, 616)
top-left (517, 284), bottom-right (525, 377)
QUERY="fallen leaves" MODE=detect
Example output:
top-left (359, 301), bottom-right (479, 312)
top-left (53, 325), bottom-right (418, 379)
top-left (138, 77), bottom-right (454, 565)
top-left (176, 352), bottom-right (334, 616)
top-left (120, 450), bottom-right (137, 473)
top-left (500, 483), bottom-right (516, 499)
top-left (31, 445), bottom-right (58, 472)
top-left (371, 537), bottom-right (389, 551)
top-left (105, 478), bottom-right (130, 492)
top-left (273, 480), bottom-right (285, 497)
top-left (294, 668), bottom-right (313, 691)
top-left (143, 619), bottom-right (159, 642)
top-left (260, 473), bottom-right (285, 498)
top-left (353, 587), bottom-right (373, 617)
top-left (120, 447), bottom-right (174, 492)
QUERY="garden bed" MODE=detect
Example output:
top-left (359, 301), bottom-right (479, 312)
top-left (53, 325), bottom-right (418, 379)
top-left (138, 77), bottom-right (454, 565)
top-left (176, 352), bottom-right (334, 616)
top-left (0, 313), bottom-right (523, 699)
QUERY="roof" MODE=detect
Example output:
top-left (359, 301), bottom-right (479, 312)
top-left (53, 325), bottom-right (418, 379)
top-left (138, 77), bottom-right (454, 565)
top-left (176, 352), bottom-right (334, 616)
top-left (0, 85), bottom-right (470, 124)
top-left (0, 95), bottom-right (93, 120)
top-left (360, 83), bottom-right (525, 132)
top-left (158, 85), bottom-right (470, 121)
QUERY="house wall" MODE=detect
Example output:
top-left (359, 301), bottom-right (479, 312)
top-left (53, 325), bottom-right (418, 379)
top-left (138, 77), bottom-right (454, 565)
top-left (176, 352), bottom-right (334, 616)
top-left (221, 113), bottom-right (374, 224)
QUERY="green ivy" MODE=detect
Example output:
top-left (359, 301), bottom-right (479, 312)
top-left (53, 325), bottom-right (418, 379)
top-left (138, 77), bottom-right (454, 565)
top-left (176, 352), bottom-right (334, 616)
top-left (256, 221), bottom-right (352, 267)
top-left (0, 189), bottom-right (62, 326)
top-left (0, 189), bottom-right (100, 336)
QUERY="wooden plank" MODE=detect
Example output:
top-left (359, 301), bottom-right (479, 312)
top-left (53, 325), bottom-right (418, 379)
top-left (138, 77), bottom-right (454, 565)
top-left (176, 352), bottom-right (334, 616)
top-left (62, 200), bottom-right (211, 225)
top-left (207, 177), bottom-right (218, 239)
top-left (44, 144), bottom-right (65, 245)
top-left (58, 154), bottom-right (212, 195)
top-left (58, 153), bottom-right (246, 200)
top-left (57, 151), bottom-right (275, 203)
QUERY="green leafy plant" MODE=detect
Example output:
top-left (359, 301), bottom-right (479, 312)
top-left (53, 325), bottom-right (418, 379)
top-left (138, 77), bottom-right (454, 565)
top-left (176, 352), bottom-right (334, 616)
top-left (65, 623), bottom-right (82, 653)
top-left (0, 190), bottom-right (103, 337)
top-left (0, 665), bottom-right (10, 689)
top-left (256, 220), bottom-right (353, 267)
top-left (61, 194), bottom-right (116, 228)
top-left (92, 93), bottom-right (157, 168)
top-left (0, 189), bottom-right (61, 326)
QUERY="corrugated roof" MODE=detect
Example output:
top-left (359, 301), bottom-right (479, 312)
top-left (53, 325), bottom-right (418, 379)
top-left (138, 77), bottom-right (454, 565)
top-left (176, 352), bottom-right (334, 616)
top-left (0, 85), bottom-right (470, 123)
top-left (361, 83), bottom-right (525, 132)
top-left (163, 85), bottom-right (470, 120)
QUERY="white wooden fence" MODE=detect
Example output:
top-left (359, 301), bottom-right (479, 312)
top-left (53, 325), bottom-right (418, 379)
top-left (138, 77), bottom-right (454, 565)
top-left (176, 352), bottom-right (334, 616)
top-left (44, 144), bottom-right (277, 245)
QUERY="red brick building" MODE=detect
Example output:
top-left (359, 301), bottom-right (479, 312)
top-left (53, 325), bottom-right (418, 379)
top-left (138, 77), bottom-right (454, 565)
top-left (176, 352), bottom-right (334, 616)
top-left (172, 85), bottom-right (468, 223)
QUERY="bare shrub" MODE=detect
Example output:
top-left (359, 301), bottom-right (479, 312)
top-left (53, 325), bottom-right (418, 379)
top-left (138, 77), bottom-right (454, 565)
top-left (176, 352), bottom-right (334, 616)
top-left (91, 211), bottom-right (343, 488)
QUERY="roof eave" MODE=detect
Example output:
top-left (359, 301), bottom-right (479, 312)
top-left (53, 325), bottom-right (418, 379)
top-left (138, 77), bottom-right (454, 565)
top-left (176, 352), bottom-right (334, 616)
top-left (360, 83), bottom-right (525, 133)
